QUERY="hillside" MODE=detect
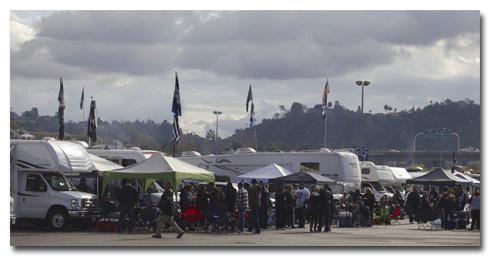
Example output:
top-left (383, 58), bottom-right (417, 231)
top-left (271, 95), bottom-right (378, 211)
top-left (11, 98), bottom-right (480, 153)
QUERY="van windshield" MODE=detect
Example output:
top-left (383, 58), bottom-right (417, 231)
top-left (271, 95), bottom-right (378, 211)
top-left (371, 182), bottom-right (387, 193)
top-left (330, 184), bottom-right (344, 194)
top-left (43, 173), bottom-right (76, 191)
top-left (147, 182), bottom-right (164, 193)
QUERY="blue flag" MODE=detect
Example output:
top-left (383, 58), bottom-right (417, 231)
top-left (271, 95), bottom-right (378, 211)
top-left (172, 71), bottom-right (182, 117)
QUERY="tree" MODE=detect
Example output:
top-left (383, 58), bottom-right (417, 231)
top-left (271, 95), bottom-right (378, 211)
top-left (10, 121), bottom-right (17, 130)
top-left (384, 105), bottom-right (389, 113)
top-left (205, 130), bottom-right (215, 141)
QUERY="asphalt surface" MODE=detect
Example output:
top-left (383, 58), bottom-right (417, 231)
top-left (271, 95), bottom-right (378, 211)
top-left (10, 218), bottom-right (480, 247)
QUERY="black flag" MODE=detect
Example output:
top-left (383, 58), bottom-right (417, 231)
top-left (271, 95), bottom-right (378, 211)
top-left (172, 71), bottom-right (182, 117)
top-left (452, 151), bottom-right (456, 173)
top-left (80, 87), bottom-right (84, 110)
top-left (87, 99), bottom-right (97, 143)
top-left (246, 85), bottom-right (253, 112)
top-left (58, 77), bottom-right (65, 140)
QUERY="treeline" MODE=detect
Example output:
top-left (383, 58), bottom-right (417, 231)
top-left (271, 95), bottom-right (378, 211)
top-left (11, 98), bottom-right (480, 153)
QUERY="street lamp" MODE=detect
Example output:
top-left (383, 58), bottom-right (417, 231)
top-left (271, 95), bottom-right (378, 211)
top-left (400, 117), bottom-right (414, 151)
top-left (213, 111), bottom-right (222, 153)
top-left (356, 80), bottom-right (370, 156)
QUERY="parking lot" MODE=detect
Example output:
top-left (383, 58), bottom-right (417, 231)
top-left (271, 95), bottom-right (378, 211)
top-left (10, 218), bottom-right (480, 247)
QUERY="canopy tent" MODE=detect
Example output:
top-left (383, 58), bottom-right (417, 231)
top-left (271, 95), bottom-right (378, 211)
top-left (89, 153), bottom-right (122, 172)
top-left (390, 167), bottom-right (412, 184)
top-left (454, 173), bottom-right (480, 187)
top-left (405, 167), bottom-right (472, 186)
top-left (268, 171), bottom-right (337, 185)
top-left (101, 152), bottom-right (215, 194)
top-left (236, 163), bottom-right (293, 183)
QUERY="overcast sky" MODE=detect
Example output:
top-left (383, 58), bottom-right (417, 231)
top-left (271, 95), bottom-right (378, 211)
top-left (8, 9), bottom-right (481, 138)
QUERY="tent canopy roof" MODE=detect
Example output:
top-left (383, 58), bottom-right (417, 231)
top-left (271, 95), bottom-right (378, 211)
top-left (268, 171), bottom-right (337, 185)
top-left (101, 152), bottom-right (215, 193)
top-left (236, 163), bottom-right (293, 183)
top-left (406, 167), bottom-right (472, 186)
top-left (454, 173), bottom-right (480, 187)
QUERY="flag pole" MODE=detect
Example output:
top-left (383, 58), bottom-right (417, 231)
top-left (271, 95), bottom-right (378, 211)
top-left (254, 117), bottom-right (258, 151)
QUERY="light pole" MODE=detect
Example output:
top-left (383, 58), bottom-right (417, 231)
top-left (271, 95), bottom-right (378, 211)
top-left (356, 80), bottom-right (370, 155)
top-left (213, 111), bottom-right (222, 153)
top-left (400, 117), bottom-right (414, 151)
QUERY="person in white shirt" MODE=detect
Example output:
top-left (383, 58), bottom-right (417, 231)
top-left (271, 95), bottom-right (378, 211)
top-left (295, 182), bottom-right (310, 228)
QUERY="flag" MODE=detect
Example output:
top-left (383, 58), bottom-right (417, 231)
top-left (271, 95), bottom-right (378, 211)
top-left (172, 115), bottom-right (181, 144)
top-left (172, 71), bottom-right (182, 117)
top-left (452, 151), bottom-right (456, 173)
top-left (87, 99), bottom-right (97, 143)
top-left (321, 79), bottom-right (330, 119)
top-left (58, 77), bottom-right (65, 140)
top-left (80, 87), bottom-right (84, 110)
top-left (246, 85), bottom-right (253, 112)
top-left (362, 147), bottom-right (369, 161)
top-left (250, 102), bottom-right (255, 128)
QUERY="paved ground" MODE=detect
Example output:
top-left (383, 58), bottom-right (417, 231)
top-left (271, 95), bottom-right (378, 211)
top-left (10, 218), bottom-right (480, 247)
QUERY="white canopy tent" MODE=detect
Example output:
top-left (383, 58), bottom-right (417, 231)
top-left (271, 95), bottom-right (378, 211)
top-left (236, 163), bottom-right (293, 183)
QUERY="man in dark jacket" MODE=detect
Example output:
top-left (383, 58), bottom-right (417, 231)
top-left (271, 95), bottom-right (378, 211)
top-left (153, 181), bottom-right (185, 238)
top-left (405, 187), bottom-right (421, 224)
top-left (318, 184), bottom-right (333, 232)
top-left (116, 179), bottom-right (139, 234)
top-left (275, 183), bottom-right (287, 230)
top-left (259, 180), bottom-right (269, 230)
top-left (208, 182), bottom-right (221, 206)
top-left (224, 182), bottom-right (237, 213)
top-left (247, 179), bottom-right (262, 234)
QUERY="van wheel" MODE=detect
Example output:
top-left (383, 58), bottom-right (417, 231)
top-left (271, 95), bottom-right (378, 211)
top-left (48, 209), bottom-right (69, 230)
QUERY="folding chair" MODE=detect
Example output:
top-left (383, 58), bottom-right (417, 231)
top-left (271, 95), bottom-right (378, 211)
top-left (204, 206), bottom-right (220, 233)
top-left (136, 208), bottom-right (157, 233)
top-left (181, 206), bottom-right (205, 232)
top-left (390, 206), bottom-right (402, 225)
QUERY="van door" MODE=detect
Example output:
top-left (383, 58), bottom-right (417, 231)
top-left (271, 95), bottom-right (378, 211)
top-left (21, 173), bottom-right (48, 218)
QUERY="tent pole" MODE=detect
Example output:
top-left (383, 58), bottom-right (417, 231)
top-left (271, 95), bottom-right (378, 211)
top-left (173, 140), bottom-right (176, 158)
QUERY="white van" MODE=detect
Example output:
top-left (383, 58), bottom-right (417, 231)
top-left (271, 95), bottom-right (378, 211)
top-left (359, 161), bottom-right (393, 201)
top-left (10, 140), bottom-right (100, 230)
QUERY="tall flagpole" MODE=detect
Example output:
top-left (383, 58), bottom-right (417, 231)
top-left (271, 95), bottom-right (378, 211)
top-left (82, 87), bottom-right (85, 122)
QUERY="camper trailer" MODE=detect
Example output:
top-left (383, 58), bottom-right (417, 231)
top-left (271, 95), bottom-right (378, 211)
top-left (87, 148), bottom-right (159, 167)
top-left (359, 161), bottom-right (394, 201)
top-left (178, 148), bottom-right (361, 194)
top-left (10, 140), bottom-right (99, 230)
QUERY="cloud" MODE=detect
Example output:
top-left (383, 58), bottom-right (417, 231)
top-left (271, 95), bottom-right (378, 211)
top-left (9, 10), bottom-right (480, 138)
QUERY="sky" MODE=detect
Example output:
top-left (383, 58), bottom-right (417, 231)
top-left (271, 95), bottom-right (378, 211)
top-left (7, 7), bottom-right (482, 139)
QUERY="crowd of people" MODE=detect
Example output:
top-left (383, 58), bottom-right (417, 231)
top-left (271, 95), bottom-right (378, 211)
top-left (112, 178), bottom-right (480, 238)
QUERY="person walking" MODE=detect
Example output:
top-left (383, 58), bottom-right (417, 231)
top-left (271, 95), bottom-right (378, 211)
top-left (234, 181), bottom-right (249, 234)
top-left (443, 190), bottom-right (457, 230)
top-left (468, 190), bottom-right (480, 230)
top-left (152, 180), bottom-right (185, 239)
top-left (116, 179), bottom-right (139, 234)
top-left (247, 179), bottom-right (262, 234)
top-left (405, 187), bottom-right (420, 224)
top-left (295, 182), bottom-right (310, 229)
top-left (318, 184), bottom-right (333, 232)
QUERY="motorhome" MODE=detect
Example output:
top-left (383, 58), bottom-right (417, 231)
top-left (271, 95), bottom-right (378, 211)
top-left (10, 140), bottom-right (99, 230)
top-left (178, 148), bottom-right (361, 194)
top-left (387, 167), bottom-right (412, 197)
top-left (87, 148), bottom-right (159, 167)
top-left (359, 161), bottom-right (394, 201)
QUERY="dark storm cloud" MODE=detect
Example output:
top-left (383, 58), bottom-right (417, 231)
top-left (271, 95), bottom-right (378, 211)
top-left (11, 10), bottom-right (479, 81)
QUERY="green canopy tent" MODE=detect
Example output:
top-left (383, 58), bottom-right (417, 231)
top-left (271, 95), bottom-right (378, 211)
top-left (101, 152), bottom-right (215, 194)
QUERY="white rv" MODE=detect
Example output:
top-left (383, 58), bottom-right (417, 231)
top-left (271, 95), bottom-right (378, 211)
top-left (178, 148), bottom-right (361, 194)
top-left (10, 140), bottom-right (100, 230)
top-left (359, 161), bottom-right (394, 201)
top-left (87, 148), bottom-right (159, 167)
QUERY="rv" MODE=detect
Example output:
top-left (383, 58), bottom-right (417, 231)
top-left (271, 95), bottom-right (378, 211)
top-left (178, 148), bottom-right (361, 194)
top-left (359, 161), bottom-right (394, 201)
top-left (87, 148), bottom-right (159, 167)
top-left (10, 140), bottom-right (99, 230)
